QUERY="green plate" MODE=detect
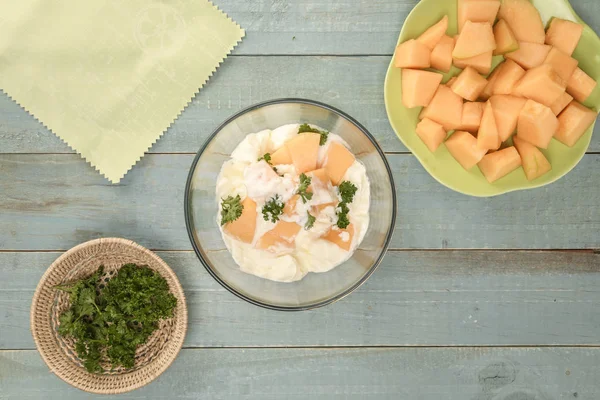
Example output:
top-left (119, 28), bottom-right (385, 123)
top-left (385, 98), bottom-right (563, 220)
top-left (384, 0), bottom-right (600, 197)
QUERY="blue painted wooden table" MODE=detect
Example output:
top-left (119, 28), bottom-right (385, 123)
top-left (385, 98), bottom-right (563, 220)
top-left (1, 1), bottom-right (599, 398)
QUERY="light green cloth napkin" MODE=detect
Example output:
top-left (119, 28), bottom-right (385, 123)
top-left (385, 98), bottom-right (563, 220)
top-left (0, 0), bottom-right (244, 182)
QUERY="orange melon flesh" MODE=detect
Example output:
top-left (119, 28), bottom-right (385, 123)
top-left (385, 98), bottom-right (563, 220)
top-left (451, 66), bottom-right (488, 101)
top-left (513, 136), bottom-right (552, 181)
top-left (417, 15), bottom-right (449, 50)
top-left (307, 168), bottom-right (329, 187)
top-left (550, 92), bottom-right (573, 116)
top-left (545, 18), bottom-right (583, 56)
top-left (394, 39), bottom-right (431, 69)
top-left (402, 69), bottom-right (444, 108)
top-left (458, 0), bottom-right (501, 33)
top-left (505, 42), bottom-right (551, 69)
top-left (480, 63), bottom-right (503, 101)
top-left (431, 35), bottom-right (455, 73)
top-left (477, 146), bottom-right (522, 183)
top-left (270, 146), bottom-right (292, 165)
top-left (555, 101), bottom-right (598, 147)
top-left (513, 64), bottom-right (566, 108)
top-left (492, 59), bottom-right (525, 95)
top-left (419, 85), bottom-right (464, 131)
top-left (416, 118), bottom-right (447, 152)
top-left (224, 197), bottom-right (257, 244)
top-left (544, 47), bottom-right (578, 82)
top-left (284, 194), bottom-right (299, 217)
top-left (256, 221), bottom-right (301, 251)
top-left (324, 142), bottom-right (355, 186)
top-left (517, 100), bottom-right (558, 149)
top-left (493, 19), bottom-right (519, 55)
top-left (460, 102), bottom-right (485, 132)
top-left (446, 77), bottom-right (458, 87)
top-left (453, 21), bottom-right (496, 59)
top-left (453, 51), bottom-right (493, 75)
top-left (285, 133), bottom-right (320, 174)
top-left (489, 94), bottom-right (527, 141)
top-left (477, 101), bottom-right (500, 150)
top-left (323, 225), bottom-right (355, 251)
top-left (498, 0), bottom-right (545, 44)
top-left (567, 67), bottom-right (598, 103)
top-left (445, 130), bottom-right (488, 170)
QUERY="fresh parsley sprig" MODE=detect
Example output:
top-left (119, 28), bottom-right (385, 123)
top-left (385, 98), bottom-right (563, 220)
top-left (297, 173), bottom-right (313, 203)
top-left (305, 211), bottom-right (316, 230)
top-left (220, 195), bottom-right (244, 226)
top-left (262, 195), bottom-right (285, 223)
top-left (336, 181), bottom-right (358, 229)
top-left (298, 123), bottom-right (329, 146)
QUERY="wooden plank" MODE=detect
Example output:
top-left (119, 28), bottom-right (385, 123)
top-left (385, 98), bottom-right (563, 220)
top-left (2, 250), bottom-right (599, 349)
top-left (1, 347), bottom-right (599, 399)
top-left (1, 56), bottom-right (599, 155)
top-left (0, 154), bottom-right (598, 251)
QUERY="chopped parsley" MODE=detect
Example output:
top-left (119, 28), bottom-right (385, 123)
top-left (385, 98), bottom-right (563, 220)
top-left (262, 195), bottom-right (285, 223)
top-left (335, 181), bottom-right (358, 229)
top-left (298, 123), bottom-right (329, 146)
top-left (336, 202), bottom-right (351, 229)
top-left (296, 173), bottom-right (313, 203)
top-left (305, 211), bottom-right (316, 230)
top-left (220, 195), bottom-right (244, 226)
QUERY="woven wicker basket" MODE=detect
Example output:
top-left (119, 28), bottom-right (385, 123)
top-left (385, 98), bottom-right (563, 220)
top-left (30, 238), bottom-right (187, 394)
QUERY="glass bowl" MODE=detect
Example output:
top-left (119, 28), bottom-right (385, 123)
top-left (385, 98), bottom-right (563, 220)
top-left (184, 99), bottom-right (396, 311)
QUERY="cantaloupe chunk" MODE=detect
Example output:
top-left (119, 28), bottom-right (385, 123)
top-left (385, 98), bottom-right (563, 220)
top-left (446, 77), bottom-right (458, 87)
top-left (477, 146), bottom-right (522, 183)
top-left (567, 67), bottom-right (598, 103)
top-left (458, 0), bottom-right (501, 33)
top-left (419, 85), bottom-right (464, 130)
top-left (453, 21), bottom-right (496, 59)
top-left (284, 194), bottom-right (299, 217)
top-left (451, 66), bottom-right (488, 101)
top-left (270, 146), bottom-right (292, 165)
top-left (493, 19), bottom-right (519, 55)
top-left (402, 69), bottom-right (444, 108)
top-left (445, 130), bottom-right (488, 170)
top-left (256, 221), bottom-right (301, 251)
top-left (550, 92), bottom-right (573, 116)
top-left (285, 133), bottom-right (320, 174)
top-left (417, 15), bottom-right (449, 50)
top-left (477, 101), bottom-right (500, 150)
top-left (308, 168), bottom-right (329, 186)
top-left (431, 35), bottom-right (455, 73)
top-left (517, 100), bottom-right (558, 149)
top-left (489, 94), bottom-right (527, 141)
top-left (555, 101), bottom-right (598, 147)
top-left (480, 64), bottom-right (503, 101)
top-left (545, 18), bottom-right (583, 56)
top-left (544, 47), bottom-right (578, 82)
top-left (394, 39), bottom-right (431, 69)
top-left (492, 59), bottom-right (525, 95)
top-left (505, 42), bottom-right (551, 69)
top-left (323, 225), bottom-right (355, 251)
top-left (323, 142), bottom-right (355, 186)
top-left (453, 51), bottom-right (493, 75)
top-left (513, 64), bottom-right (566, 107)
top-left (416, 118), bottom-right (447, 152)
top-left (224, 197), bottom-right (257, 244)
top-left (513, 137), bottom-right (552, 181)
top-left (460, 102), bottom-right (485, 132)
top-left (498, 0), bottom-right (545, 44)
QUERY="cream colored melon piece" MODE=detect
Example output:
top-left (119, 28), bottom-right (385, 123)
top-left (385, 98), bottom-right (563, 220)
top-left (477, 146), bottom-right (522, 183)
top-left (270, 146), bottom-right (292, 165)
top-left (323, 225), bottom-right (355, 251)
top-left (498, 0), bottom-right (545, 44)
top-left (419, 85), bottom-right (464, 130)
top-left (323, 141), bottom-right (356, 186)
top-left (224, 197), bottom-right (258, 244)
top-left (544, 47), bottom-right (578, 82)
top-left (445, 130), bottom-right (488, 170)
top-left (505, 42), bottom-right (551, 69)
top-left (493, 19), bottom-right (519, 55)
top-left (550, 92), bottom-right (573, 116)
top-left (492, 59), bottom-right (525, 95)
top-left (479, 63), bottom-right (503, 101)
top-left (453, 51), bottom-right (493, 75)
top-left (285, 133), bottom-right (320, 174)
top-left (555, 101), bottom-right (598, 147)
top-left (545, 18), bottom-right (584, 56)
top-left (416, 118), bottom-right (447, 152)
top-left (567, 67), bottom-right (598, 103)
top-left (431, 35), bottom-right (455, 73)
top-left (513, 64), bottom-right (566, 107)
top-left (517, 99), bottom-right (558, 149)
top-left (284, 194), bottom-right (299, 217)
top-left (458, 0), bottom-right (501, 33)
top-left (417, 15), bottom-right (449, 50)
top-left (402, 69), bottom-right (444, 108)
top-left (513, 137), bottom-right (552, 181)
top-left (256, 221), bottom-right (301, 251)
top-left (453, 21), bottom-right (496, 59)
top-left (394, 39), bottom-right (431, 69)
top-left (460, 102), bottom-right (485, 132)
top-left (451, 66), bottom-right (488, 101)
top-left (489, 94), bottom-right (527, 141)
top-left (477, 101), bottom-right (500, 150)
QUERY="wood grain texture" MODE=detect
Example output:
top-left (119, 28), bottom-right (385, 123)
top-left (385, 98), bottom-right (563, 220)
top-left (1, 56), bottom-right (599, 155)
top-left (1, 347), bottom-right (599, 399)
top-left (2, 250), bottom-right (598, 349)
